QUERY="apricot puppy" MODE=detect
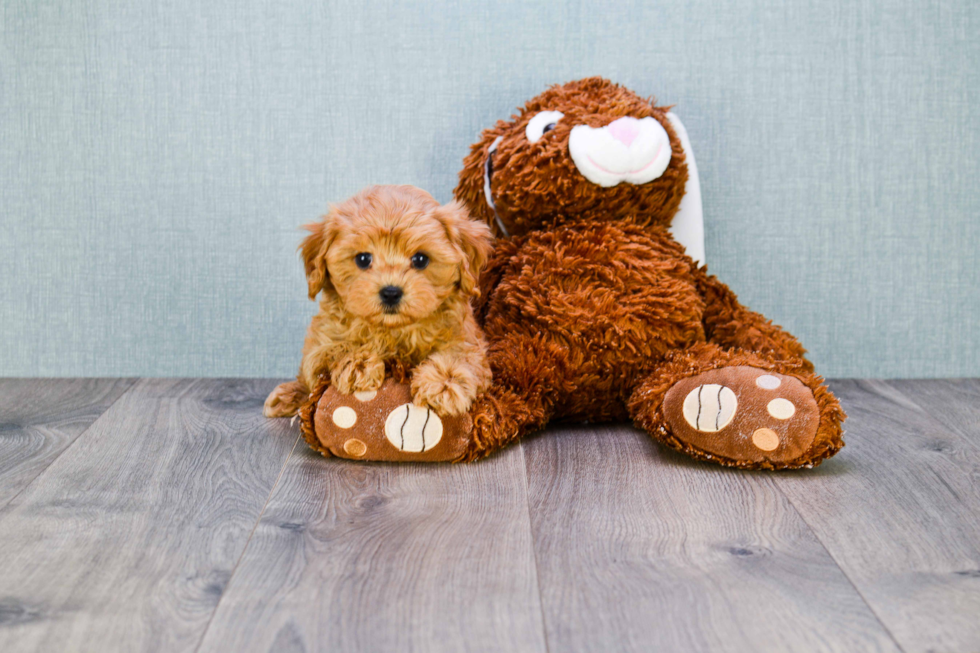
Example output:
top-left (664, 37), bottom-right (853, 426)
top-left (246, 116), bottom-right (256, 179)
top-left (264, 185), bottom-right (494, 419)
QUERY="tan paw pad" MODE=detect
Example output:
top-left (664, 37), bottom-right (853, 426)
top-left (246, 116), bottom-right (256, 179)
top-left (767, 398), bottom-right (796, 420)
top-left (755, 374), bottom-right (781, 390)
top-left (384, 404), bottom-right (444, 453)
top-left (343, 438), bottom-right (367, 457)
top-left (331, 406), bottom-right (357, 428)
top-left (682, 384), bottom-right (738, 432)
top-left (752, 428), bottom-right (780, 451)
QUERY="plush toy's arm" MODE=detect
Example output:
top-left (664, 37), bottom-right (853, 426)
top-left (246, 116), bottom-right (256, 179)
top-left (693, 265), bottom-right (814, 373)
top-left (473, 235), bottom-right (525, 323)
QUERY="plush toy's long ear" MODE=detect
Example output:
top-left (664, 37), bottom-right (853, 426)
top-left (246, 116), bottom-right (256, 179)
top-left (433, 200), bottom-right (494, 297)
top-left (299, 211), bottom-right (341, 300)
top-left (665, 113), bottom-right (706, 266)
top-left (453, 125), bottom-right (508, 237)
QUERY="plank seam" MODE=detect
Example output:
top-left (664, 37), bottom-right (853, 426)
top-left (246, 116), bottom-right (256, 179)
top-left (192, 426), bottom-right (303, 653)
top-left (0, 377), bottom-right (140, 512)
top-left (769, 473), bottom-right (909, 653)
top-left (520, 440), bottom-right (553, 653)
top-left (884, 379), bottom-right (980, 456)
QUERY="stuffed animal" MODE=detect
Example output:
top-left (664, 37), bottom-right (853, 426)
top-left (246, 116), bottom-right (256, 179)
top-left (303, 77), bottom-right (845, 469)
top-left (301, 361), bottom-right (474, 462)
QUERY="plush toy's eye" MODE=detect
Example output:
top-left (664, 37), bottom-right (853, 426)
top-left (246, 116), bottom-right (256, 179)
top-left (354, 253), bottom-right (372, 269)
top-left (525, 110), bottom-right (565, 143)
top-left (411, 252), bottom-right (429, 270)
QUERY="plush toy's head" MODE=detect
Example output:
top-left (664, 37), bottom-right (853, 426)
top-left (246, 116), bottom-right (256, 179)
top-left (454, 77), bottom-right (689, 237)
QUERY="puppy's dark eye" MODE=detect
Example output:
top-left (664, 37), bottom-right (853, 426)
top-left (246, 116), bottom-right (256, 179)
top-left (543, 123), bottom-right (557, 134)
top-left (411, 253), bottom-right (429, 270)
top-left (354, 253), bottom-right (372, 270)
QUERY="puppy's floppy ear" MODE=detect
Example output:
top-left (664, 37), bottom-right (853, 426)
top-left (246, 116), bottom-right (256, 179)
top-left (432, 200), bottom-right (494, 297)
top-left (299, 210), bottom-right (342, 300)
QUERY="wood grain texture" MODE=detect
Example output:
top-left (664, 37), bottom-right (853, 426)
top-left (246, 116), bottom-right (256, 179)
top-left (2, 377), bottom-right (978, 653)
top-left (0, 379), bottom-right (298, 653)
top-left (887, 378), bottom-right (980, 448)
top-left (772, 379), bottom-right (980, 653)
top-left (197, 445), bottom-right (547, 653)
top-left (523, 424), bottom-right (901, 653)
top-left (0, 378), bottom-right (136, 507)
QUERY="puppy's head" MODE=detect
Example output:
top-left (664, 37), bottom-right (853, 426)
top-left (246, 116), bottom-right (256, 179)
top-left (301, 185), bottom-right (493, 328)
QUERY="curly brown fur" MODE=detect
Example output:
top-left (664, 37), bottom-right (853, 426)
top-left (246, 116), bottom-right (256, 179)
top-left (456, 77), bottom-right (688, 237)
top-left (299, 375), bottom-right (331, 457)
top-left (264, 380), bottom-right (312, 419)
top-left (265, 185), bottom-right (494, 419)
top-left (451, 77), bottom-right (845, 468)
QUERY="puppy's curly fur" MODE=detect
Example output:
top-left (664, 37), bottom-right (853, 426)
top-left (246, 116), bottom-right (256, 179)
top-left (264, 185), bottom-right (494, 419)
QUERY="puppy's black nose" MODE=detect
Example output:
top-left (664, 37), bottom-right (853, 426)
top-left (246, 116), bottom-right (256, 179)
top-left (379, 285), bottom-right (404, 307)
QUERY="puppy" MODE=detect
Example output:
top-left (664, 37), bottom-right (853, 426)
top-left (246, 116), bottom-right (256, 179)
top-left (264, 184), bottom-right (494, 419)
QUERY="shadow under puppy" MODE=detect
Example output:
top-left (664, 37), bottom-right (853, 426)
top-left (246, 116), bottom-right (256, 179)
top-left (265, 184), bottom-right (494, 419)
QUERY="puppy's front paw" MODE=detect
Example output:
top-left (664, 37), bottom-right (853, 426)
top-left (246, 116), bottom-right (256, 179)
top-left (411, 360), bottom-right (485, 417)
top-left (331, 352), bottom-right (385, 395)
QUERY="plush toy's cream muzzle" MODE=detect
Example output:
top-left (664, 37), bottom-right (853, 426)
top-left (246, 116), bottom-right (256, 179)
top-left (569, 116), bottom-right (673, 187)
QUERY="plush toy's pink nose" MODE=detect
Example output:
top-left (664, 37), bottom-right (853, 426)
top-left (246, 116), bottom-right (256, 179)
top-left (607, 117), bottom-right (642, 147)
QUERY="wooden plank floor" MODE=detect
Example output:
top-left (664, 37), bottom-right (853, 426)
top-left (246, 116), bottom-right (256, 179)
top-left (0, 378), bottom-right (977, 653)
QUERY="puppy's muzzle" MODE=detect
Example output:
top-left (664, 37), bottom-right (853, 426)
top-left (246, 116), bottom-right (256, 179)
top-left (379, 285), bottom-right (404, 309)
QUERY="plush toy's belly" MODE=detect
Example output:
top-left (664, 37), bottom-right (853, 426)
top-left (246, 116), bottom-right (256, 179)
top-left (484, 221), bottom-right (706, 413)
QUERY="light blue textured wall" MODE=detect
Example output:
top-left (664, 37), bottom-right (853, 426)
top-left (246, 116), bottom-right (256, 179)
top-left (1, 0), bottom-right (978, 378)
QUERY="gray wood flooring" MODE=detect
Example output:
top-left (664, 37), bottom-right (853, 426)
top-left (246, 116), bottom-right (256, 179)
top-left (0, 378), bottom-right (977, 653)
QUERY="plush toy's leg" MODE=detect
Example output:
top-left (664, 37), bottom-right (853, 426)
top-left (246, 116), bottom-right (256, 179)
top-left (692, 264), bottom-right (815, 373)
top-left (628, 343), bottom-right (845, 470)
top-left (624, 265), bottom-right (846, 469)
top-left (459, 334), bottom-right (571, 462)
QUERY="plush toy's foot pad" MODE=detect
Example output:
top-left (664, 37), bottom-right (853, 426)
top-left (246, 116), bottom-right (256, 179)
top-left (662, 366), bottom-right (820, 465)
top-left (310, 378), bottom-right (472, 462)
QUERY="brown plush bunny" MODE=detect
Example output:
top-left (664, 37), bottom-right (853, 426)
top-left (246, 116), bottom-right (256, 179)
top-left (304, 77), bottom-right (845, 469)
